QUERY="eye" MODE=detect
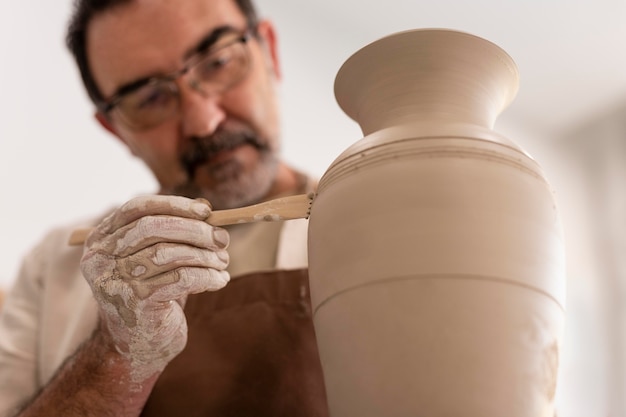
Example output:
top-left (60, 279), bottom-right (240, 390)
top-left (132, 84), bottom-right (174, 110)
top-left (196, 49), bottom-right (234, 79)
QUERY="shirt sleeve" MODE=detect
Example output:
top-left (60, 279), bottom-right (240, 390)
top-left (0, 240), bottom-right (46, 417)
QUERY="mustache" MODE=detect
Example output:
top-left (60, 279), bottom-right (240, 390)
top-left (180, 127), bottom-right (267, 180)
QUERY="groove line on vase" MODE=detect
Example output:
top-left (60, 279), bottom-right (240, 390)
top-left (312, 272), bottom-right (565, 318)
top-left (317, 139), bottom-right (546, 194)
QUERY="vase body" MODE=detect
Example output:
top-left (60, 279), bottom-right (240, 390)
top-left (307, 29), bottom-right (565, 416)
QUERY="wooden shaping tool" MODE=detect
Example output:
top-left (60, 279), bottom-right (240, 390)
top-left (68, 192), bottom-right (315, 246)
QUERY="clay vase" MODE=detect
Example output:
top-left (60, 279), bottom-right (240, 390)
top-left (307, 29), bottom-right (565, 417)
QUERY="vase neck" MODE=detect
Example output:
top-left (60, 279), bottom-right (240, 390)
top-left (356, 89), bottom-right (503, 136)
top-left (334, 29), bottom-right (519, 137)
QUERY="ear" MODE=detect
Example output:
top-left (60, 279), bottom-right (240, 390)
top-left (95, 111), bottom-right (117, 136)
top-left (255, 19), bottom-right (281, 80)
top-left (94, 111), bottom-right (138, 156)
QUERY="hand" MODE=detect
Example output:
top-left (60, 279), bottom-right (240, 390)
top-left (80, 195), bottom-right (230, 383)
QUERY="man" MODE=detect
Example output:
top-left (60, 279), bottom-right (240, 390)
top-left (0, 0), bottom-right (328, 415)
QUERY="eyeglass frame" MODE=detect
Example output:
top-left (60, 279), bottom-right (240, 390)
top-left (95, 26), bottom-right (256, 127)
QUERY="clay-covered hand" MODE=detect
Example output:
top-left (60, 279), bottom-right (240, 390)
top-left (80, 195), bottom-right (230, 382)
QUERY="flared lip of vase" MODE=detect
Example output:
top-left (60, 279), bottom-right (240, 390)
top-left (333, 27), bottom-right (520, 129)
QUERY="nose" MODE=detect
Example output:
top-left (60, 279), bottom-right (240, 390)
top-left (178, 80), bottom-right (226, 138)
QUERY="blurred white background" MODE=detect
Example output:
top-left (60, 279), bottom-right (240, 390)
top-left (1, 1), bottom-right (625, 415)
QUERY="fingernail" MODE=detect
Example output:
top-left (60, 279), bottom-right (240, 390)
top-left (191, 200), bottom-right (211, 218)
top-left (212, 228), bottom-right (230, 249)
top-left (194, 198), bottom-right (212, 210)
top-left (216, 250), bottom-right (230, 264)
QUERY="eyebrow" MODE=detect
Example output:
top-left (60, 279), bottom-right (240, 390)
top-left (109, 25), bottom-right (241, 100)
top-left (185, 25), bottom-right (239, 59)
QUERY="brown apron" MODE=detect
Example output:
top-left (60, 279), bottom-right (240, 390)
top-left (141, 269), bottom-right (329, 417)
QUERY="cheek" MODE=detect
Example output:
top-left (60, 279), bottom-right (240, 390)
top-left (256, 72), bottom-right (282, 138)
top-left (226, 65), bottom-right (281, 139)
top-left (118, 128), bottom-right (186, 184)
top-left (244, 83), bottom-right (281, 141)
top-left (123, 131), bottom-right (172, 160)
top-left (256, 95), bottom-right (281, 150)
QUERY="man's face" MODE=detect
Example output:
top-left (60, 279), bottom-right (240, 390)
top-left (87, 0), bottom-right (282, 209)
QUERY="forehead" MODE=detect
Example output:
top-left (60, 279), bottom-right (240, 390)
top-left (87, 0), bottom-right (248, 96)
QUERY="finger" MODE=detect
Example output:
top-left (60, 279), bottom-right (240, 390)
top-left (97, 195), bottom-right (212, 238)
top-left (100, 217), bottom-right (229, 257)
top-left (132, 267), bottom-right (230, 301)
top-left (116, 242), bottom-right (229, 280)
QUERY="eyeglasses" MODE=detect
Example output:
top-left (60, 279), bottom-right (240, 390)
top-left (99, 29), bottom-right (253, 131)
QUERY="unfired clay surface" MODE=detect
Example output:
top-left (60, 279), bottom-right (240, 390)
top-left (307, 29), bottom-right (565, 417)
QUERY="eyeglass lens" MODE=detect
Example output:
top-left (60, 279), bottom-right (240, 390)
top-left (115, 34), bottom-right (249, 130)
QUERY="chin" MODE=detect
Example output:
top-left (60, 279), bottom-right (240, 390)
top-left (169, 148), bottom-right (280, 209)
top-left (201, 158), bottom-right (279, 210)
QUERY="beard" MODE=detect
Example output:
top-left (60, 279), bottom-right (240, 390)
top-left (171, 121), bottom-right (279, 210)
